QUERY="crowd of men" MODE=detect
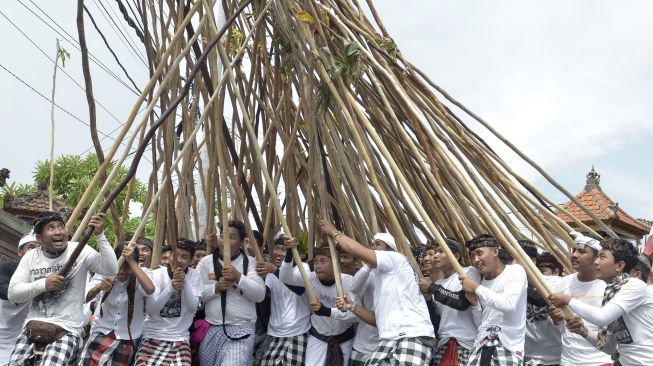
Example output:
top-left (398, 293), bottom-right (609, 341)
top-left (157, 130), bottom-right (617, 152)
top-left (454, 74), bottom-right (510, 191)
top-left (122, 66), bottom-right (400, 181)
top-left (1, 211), bottom-right (652, 365)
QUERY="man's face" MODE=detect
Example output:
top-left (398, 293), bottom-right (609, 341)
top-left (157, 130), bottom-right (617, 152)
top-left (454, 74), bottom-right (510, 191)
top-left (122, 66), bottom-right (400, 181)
top-left (422, 248), bottom-right (436, 267)
top-left (339, 252), bottom-right (357, 275)
top-left (18, 242), bottom-right (40, 257)
top-left (538, 266), bottom-right (559, 276)
top-left (176, 248), bottom-right (192, 270)
top-left (192, 249), bottom-right (206, 268)
top-left (160, 251), bottom-right (171, 266)
top-left (313, 255), bottom-right (335, 281)
top-left (218, 227), bottom-right (243, 256)
top-left (432, 247), bottom-right (457, 271)
top-left (36, 221), bottom-right (68, 253)
top-left (470, 247), bottom-right (499, 275)
top-left (570, 244), bottom-right (596, 273)
top-left (371, 240), bottom-right (390, 251)
top-left (136, 244), bottom-right (152, 268)
top-left (594, 249), bottom-right (621, 282)
top-left (272, 245), bottom-right (286, 267)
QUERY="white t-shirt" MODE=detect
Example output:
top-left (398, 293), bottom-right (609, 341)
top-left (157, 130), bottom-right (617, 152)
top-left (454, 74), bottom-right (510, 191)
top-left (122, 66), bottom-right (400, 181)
top-left (198, 252), bottom-right (265, 326)
top-left (265, 269), bottom-right (311, 337)
top-left (142, 267), bottom-right (201, 342)
top-left (8, 234), bottom-right (119, 335)
top-left (524, 276), bottom-right (562, 365)
top-left (373, 251), bottom-right (434, 340)
top-left (279, 262), bottom-right (358, 337)
top-left (555, 273), bottom-right (612, 366)
top-left (89, 269), bottom-right (155, 340)
top-left (474, 264), bottom-right (527, 357)
top-left (605, 278), bottom-right (653, 366)
top-left (434, 266), bottom-right (481, 350)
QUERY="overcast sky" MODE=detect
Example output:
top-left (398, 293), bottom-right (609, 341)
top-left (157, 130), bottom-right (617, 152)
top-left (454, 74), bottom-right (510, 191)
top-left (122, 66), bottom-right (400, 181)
top-left (1, 1), bottom-right (652, 222)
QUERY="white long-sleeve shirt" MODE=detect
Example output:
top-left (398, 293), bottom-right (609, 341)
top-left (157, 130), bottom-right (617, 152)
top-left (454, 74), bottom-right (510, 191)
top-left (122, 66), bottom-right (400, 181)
top-left (89, 269), bottom-right (155, 340)
top-left (474, 264), bottom-right (527, 356)
top-left (8, 233), bottom-right (118, 335)
top-left (142, 267), bottom-right (201, 342)
top-left (198, 252), bottom-right (265, 326)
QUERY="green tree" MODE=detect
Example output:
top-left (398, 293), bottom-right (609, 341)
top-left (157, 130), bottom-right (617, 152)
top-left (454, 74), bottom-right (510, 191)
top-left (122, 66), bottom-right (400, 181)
top-left (32, 153), bottom-right (148, 243)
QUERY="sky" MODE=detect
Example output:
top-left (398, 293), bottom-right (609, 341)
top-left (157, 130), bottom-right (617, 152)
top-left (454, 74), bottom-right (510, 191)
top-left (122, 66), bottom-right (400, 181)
top-left (1, 1), bottom-right (652, 224)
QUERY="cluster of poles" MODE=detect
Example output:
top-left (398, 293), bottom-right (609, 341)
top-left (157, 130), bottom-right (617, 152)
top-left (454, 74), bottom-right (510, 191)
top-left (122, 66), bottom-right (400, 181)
top-left (57, 0), bottom-right (615, 311)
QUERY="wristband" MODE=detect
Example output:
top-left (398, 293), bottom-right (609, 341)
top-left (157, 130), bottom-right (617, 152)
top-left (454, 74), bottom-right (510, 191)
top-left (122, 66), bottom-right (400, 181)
top-left (350, 303), bottom-right (357, 312)
top-left (331, 230), bottom-right (343, 240)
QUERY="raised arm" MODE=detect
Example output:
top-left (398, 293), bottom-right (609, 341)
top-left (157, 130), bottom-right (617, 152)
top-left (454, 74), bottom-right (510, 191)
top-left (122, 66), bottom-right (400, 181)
top-left (85, 215), bottom-right (118, 276)
top-left (320, 220), bottom-right (377, 267)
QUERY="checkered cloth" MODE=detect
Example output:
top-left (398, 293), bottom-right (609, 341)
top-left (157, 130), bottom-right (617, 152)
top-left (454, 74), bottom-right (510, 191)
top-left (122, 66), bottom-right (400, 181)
top-left (199, 323), bottom-right (255, 366)
top-left (134, 338), bottom-right (191, 366)
top-left (431, 338), bottom-right (471, 366)
top-left (9, 330), bottom-right (81, 366)
top-left (349, 348), bottom-right (371, 366)
top-left (79, 331), bottom-right (135, 366)
top-left (365, 337), bottom-right (435, 366)
top-left (259, 333), bottom-right (307, 366)
top-left (468, 332), bottom-right (523, 366)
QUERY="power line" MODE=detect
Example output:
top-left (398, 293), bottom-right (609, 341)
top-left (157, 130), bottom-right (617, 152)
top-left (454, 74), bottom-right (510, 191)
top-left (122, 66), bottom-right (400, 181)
top-left (91, 0), bottom-right (148, 67)
top-left (0, 9), bottom-right (126, 127)
top-left (18, 0), bottom-right (140, 96)
top-left (0, 62), bottom-right (153, 166)
top-left (83, 5), bottom-right (142, 93)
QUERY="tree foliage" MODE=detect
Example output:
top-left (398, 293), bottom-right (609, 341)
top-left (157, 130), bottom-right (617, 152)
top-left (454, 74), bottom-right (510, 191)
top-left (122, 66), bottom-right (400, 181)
top-left (0, 154), bottom-right (150, 243)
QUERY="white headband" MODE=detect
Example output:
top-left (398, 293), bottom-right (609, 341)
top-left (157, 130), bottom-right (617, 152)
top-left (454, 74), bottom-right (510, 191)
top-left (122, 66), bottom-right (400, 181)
top-left (373, 232), bottom-right (397, 252)
top-left (569, 231), bottom-right (602, 252)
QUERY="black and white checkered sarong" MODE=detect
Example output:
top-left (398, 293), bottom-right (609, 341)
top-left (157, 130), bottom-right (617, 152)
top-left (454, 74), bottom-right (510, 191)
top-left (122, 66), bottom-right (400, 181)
top-left (259, 333), bottom-right (307, 366)
top-left (468, 333), bottom-right (523, 366)
top-left (349, 348), bottom-right (371, 366)
top-left (9, 330), bottom-right (80, 366)
top-left (365, 337), bottom-right (434, 366)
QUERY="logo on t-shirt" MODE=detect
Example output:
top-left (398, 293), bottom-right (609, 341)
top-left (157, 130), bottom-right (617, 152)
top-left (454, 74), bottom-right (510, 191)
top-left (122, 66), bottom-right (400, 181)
top-left (160, 292), bottom-right (182, 318)
top-left (609, 316), bottom-right (633, 344)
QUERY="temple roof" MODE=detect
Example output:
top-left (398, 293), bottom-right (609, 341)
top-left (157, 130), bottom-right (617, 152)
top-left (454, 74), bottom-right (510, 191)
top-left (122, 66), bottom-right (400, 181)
top-left (557, 167), bottom-right (649, 236)
top-left (3, 185), bottom-right (71, 221)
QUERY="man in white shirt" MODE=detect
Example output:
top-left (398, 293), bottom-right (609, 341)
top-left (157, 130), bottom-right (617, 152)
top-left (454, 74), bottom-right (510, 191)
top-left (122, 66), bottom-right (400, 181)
top-left (280, 242), bottom-right (358, 366)
top-left (319, 220), bottom-right (435, 366)
top-left (197, 221), bottom-right (265, 365)
top-left (80, 242), bottom-right (156, 365)
top-left (524, 250), bottom-right (563, 366)
top-left (8, 211), bottom-right (118, 366)
top-left (547, 232), bottom-right (612, 366)
top-left (419, 238), bottom-right (481, 366)
top-left (257, 239), bottom-right (311, 365)
top-left (136, 239), bottom-right (201, 365)
top-left (0, 234), bottom-right (40, 365)
top-left (550, 237), bottom-right (653, 366)
top-left (460, 234), bottom-right (528, 366)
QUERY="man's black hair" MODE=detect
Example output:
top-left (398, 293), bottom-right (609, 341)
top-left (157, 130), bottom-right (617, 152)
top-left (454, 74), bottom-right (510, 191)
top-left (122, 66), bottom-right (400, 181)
top-left (33, 211), bottom-right (65, 235)
top-left (175, 238), bottom-right (197, 257)
top-left (114, 243), bottom-right (140, 261)
top-left (162, 245), bottom-right (172, 253)
top-left (600, 238), bottom-right (639, 273)
top-left (517, 239), bottom-right (539, 260)
top-left (219, 220), bottom-right (247, 240)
